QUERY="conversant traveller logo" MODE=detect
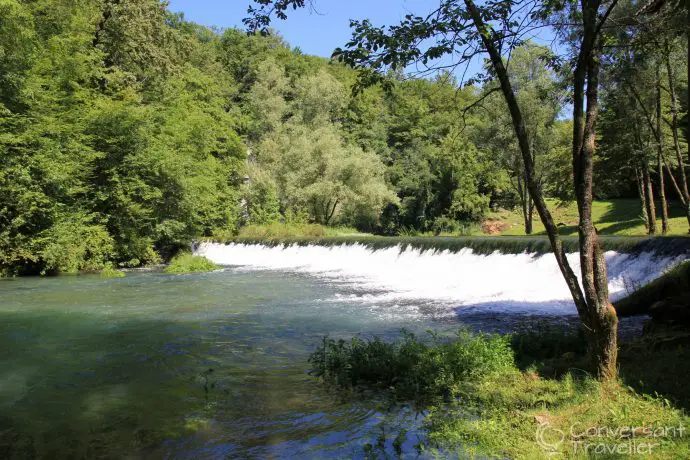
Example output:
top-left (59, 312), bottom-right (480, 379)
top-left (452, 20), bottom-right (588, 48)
top-left (535, 422), bottom-right (686, 456)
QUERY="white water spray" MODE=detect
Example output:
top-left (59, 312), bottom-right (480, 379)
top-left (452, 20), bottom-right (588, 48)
top-left (195, 242), bottom-right (686, 316)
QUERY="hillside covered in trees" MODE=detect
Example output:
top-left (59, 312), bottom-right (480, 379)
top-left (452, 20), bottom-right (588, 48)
top-left (1, 0), bottom-right (687, 276)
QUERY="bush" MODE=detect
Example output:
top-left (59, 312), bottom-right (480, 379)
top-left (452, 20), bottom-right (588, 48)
top-left (100, 263), bottom-right (125, 278)
top-left (40, 215), bottom-right (115, 274)
top-left (309, 329), bottom-right (514, 402)
top-left (165, 253), bottom-right (219, 274)
top-left (430, 216), bottom-right (461, 235)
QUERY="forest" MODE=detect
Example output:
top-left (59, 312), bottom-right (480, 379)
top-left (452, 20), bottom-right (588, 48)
top-left (0, 0), bottom-right (688, 277)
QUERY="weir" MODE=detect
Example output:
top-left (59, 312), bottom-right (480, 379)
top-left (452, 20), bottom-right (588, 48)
top-left (195, 238), bottom-right (690, 316)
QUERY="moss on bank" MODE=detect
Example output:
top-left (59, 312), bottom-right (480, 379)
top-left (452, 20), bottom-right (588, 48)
top-left (205, 235), bottom-right (690, 257)
top-left (165, 253), bottom-right (219, 274)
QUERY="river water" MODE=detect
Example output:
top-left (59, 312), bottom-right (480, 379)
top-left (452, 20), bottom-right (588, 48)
top-left (0, 243), bottom-right (684, 458)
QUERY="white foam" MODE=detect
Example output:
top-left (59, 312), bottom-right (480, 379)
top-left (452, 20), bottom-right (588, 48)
top-left (195, 242), bottom-right (686, 315)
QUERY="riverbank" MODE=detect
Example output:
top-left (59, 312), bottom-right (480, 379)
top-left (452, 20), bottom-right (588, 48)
top-left (309, 327), bottom-right (690, 458)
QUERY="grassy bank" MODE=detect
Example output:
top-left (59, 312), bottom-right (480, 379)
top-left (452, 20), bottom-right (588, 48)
top-left (481, 198), bottom-right (690, 237)
top-left (310, 329), bottom-right (689, 458)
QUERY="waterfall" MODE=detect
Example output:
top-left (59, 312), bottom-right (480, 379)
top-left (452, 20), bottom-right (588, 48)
top-left (195, 242), bottom-right (686, 316)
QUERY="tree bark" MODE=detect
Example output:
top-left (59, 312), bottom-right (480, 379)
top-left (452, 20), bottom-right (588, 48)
top-left (643, 165), bottom-right (657, 234)
top-left (635, 166), bottom-right (649, 230)
top-left (664, 43), bottom-right (689, 211)
top-left (686, 0), bottom-right (690, 231)
top-left (527, 196), bottom-right (534, 235)
top-left (574, 12), bottom-right (617, 379)
top-left (656, 66), bottom-right (669, 234)
top-left (663, 156), bottom-right (685, 207)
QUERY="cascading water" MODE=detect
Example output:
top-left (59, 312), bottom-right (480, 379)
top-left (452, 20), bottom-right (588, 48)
top-left (195, 241), bottom-right (687, 316)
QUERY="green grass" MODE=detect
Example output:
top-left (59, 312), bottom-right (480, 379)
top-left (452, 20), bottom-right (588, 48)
top-left (236, 222), bottom-right (369, 239)
top-left (309, 329), bottom-right (690, 459)
top-left (480, 198), bottom-right (690, 236)
top-left (165, 253), bottom-right (219, 274)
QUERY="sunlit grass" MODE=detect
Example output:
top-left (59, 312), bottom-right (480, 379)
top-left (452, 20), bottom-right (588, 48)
top-left (480, 199), bottom-right (690, 237)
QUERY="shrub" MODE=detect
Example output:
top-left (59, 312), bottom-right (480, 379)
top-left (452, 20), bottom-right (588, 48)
top-left (165, 253), bottom-right (219, 274)
top-left (309, 329), bottom-right (514, 402)
top-left (40, 215), bottom-right (115, 274)
top-left (100, 263), bottom-right (125, 278)
top-left (430, 216), bottom-right (462, 235)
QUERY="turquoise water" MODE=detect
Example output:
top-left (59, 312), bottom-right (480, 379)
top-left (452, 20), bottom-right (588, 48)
top-left (0, 268), bottom-right (466, 458)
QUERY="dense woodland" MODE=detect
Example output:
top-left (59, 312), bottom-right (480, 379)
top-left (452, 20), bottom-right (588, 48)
top-left (0, 0), bottom-right (687, 276)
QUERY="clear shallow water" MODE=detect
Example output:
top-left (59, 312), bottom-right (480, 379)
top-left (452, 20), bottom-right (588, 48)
top-left (1, 245), bottom-right (683, 458)
top-left (0, 269), bottom-right (460, 459)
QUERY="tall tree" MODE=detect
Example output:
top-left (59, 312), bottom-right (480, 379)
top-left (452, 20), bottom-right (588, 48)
top-left (246, 0), bottom-right (622, 379)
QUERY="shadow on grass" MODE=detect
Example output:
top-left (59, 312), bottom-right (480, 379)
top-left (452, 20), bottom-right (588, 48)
top-left (453, 297), bottom-right (689, 411)
top-left (467, 301), bottom-right (690, 412)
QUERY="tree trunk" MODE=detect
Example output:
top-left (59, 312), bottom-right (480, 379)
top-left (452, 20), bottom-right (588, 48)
top-left (687, 0), bottom-right (690, 231)
top-left (573, 18), bottom-right (617, 379)
top-left (527, 196), bottom-right (534, 235)
top-left (664, 44), bottom-right (689, 211)
top-left (656, 67), bottom-right (669, 234)
top-left (522, 170), bottom-right (533, 234)
top-left (635, 166), bottom-right (649, 230)
top-left (516, 168), bottom-right (530, 234)
top-left (643, 165), bottom-right (657, 234)
top-left (465, 0), bottom-right (616, 381)
top-left (663, 156), bottom-right (685, 207)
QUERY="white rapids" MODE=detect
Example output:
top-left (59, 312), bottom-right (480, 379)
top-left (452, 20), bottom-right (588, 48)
top-left (195, 242), bottom-right (686, 316)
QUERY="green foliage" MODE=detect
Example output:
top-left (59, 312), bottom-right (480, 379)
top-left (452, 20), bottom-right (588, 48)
top-left (0, 1), bottom-right (244, 275)
top-left (100, 263), bottom-right (125, 278)
top-left (40, 214), bottom-right (114, 274)
top-left (165, 253), bottom-right (219, 274)
top-left (237, 222), bottom-right (327, 239)
top-left (309, 329), bottom-right (514, 402)
top-left (3, 0), bottom-right (687, 277)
